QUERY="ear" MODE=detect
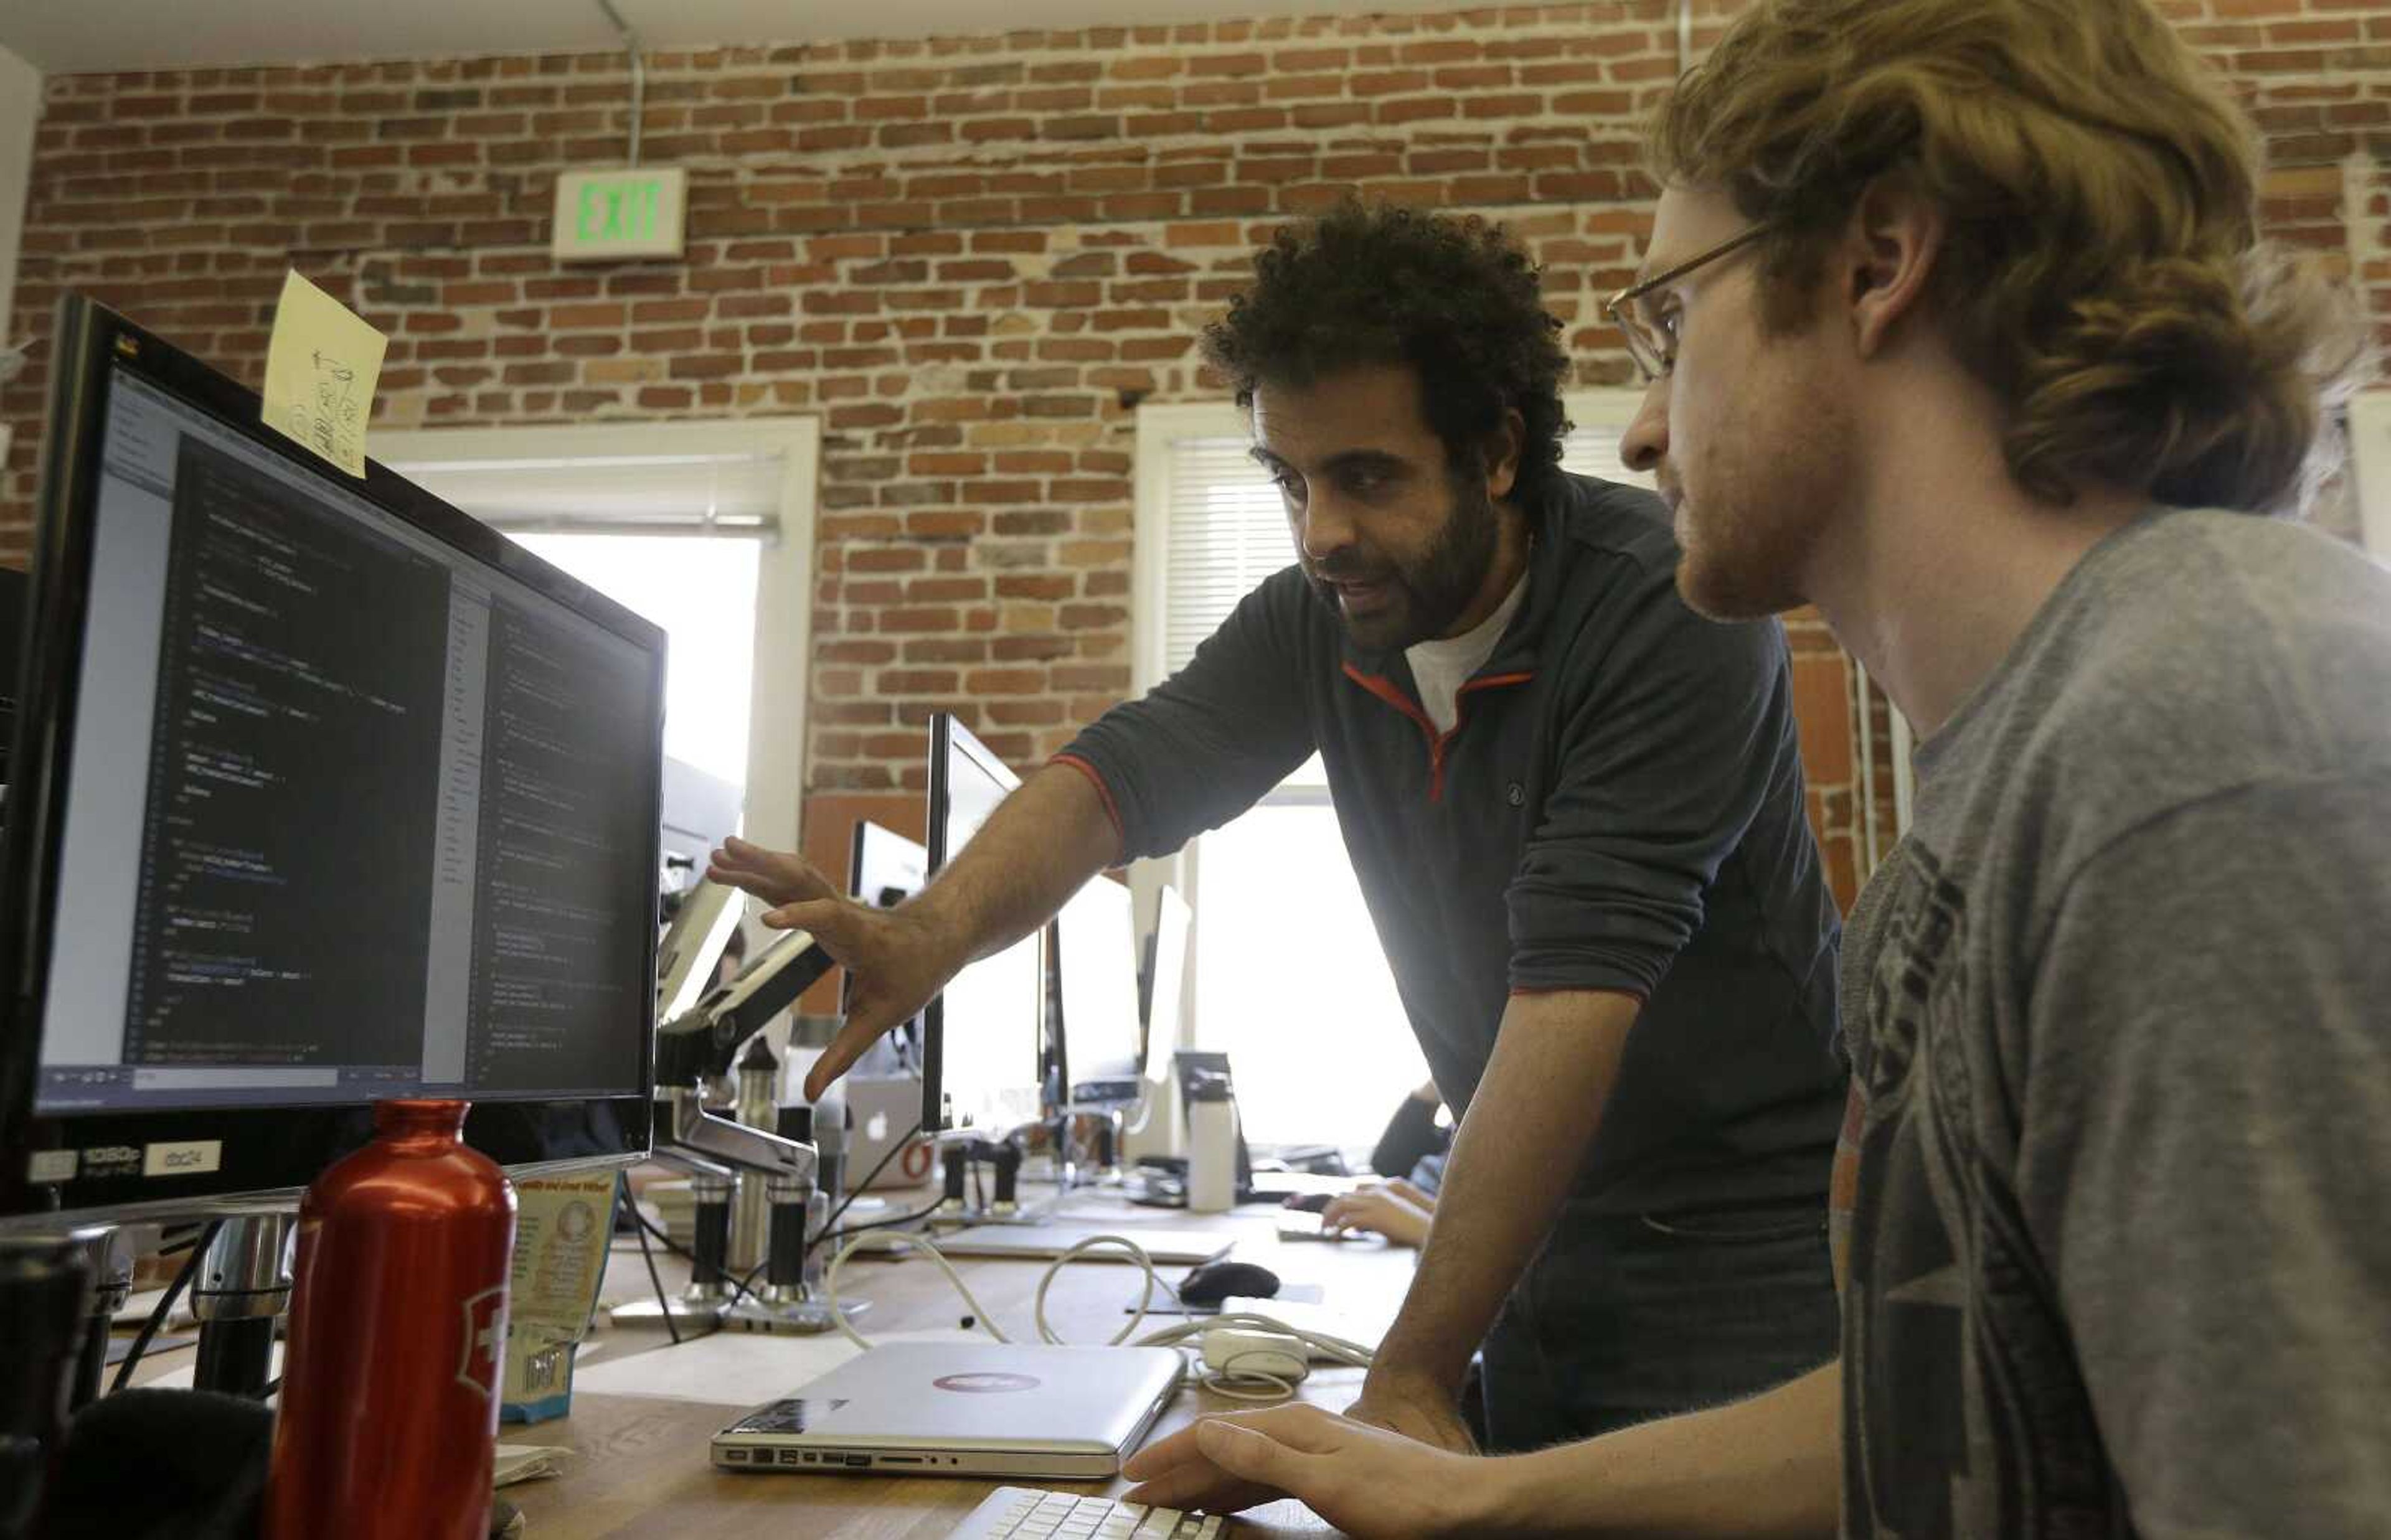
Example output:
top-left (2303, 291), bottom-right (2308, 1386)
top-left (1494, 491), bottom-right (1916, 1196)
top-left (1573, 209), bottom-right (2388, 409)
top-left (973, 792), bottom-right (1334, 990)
top-left (1482, 408), bottom-right (1526, 501)
top-left (1846, 175), bottom-right (1945, 360)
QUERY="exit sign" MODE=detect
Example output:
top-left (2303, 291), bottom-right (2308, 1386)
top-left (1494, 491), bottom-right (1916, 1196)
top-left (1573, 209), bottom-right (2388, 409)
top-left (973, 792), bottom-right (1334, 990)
top-left (551, 167), bottom-right (687, 262)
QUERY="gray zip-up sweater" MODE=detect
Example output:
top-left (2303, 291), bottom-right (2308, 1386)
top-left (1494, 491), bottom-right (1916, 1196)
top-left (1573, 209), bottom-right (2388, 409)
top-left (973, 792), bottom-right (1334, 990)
top-left (1059, 471), bottom-right (1844, 1214)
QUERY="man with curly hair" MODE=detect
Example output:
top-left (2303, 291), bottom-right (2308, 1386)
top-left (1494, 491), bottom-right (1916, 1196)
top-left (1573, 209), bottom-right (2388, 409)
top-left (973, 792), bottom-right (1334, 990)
top-left (1121, 1), bottom-right (2388, 1536)
top-left (713, 199), bottom-right (1851, 1451)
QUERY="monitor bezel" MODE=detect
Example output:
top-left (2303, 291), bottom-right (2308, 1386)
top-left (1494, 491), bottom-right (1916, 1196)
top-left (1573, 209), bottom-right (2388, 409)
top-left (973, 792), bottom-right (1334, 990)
top-left (0, 294), bottom-right (666, 1225)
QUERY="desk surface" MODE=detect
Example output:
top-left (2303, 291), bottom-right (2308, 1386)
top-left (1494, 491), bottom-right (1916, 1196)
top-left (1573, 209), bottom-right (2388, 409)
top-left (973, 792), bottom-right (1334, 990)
top-left (510, 1185), bottom-right (1410, 1539)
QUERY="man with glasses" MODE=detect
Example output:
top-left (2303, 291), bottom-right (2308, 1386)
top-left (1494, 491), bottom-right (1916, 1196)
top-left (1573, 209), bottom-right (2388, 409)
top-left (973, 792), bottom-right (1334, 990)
top-left (1124, 0), bottom-right (2387, 1534)
top-left (714, 200), bottom-right (1849, 1453)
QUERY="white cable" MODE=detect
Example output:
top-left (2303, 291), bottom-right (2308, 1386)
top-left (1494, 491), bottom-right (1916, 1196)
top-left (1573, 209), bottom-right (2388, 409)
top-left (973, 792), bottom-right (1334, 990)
top-left (1032, 1234), bottom-right (1169, 1346)
top-left (824, 1230), bottom-right (1012, 1349)
top-left (1200, 1353), bottom-right (1299, 1402)
top-left (820, 1227), bottom-right (1377, 1406)
top-left (1134, 1310), bottom-right (1375, 1371)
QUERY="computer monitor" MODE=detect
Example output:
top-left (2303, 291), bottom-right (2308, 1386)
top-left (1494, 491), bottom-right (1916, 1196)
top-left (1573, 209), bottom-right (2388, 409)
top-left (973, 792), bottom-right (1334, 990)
top-left (659, 754), bottom-right (741, 898)
top-left (0, 297), bottom-right (667, 1226)
top-left (1142, 885), bottom-right (1192, 1079)
top-left (919, 715), bottom-right (1042, 1137)
top-left (653, 756), bottom-right (747, 1024)
top-left (846, 819), bottom-right (927, 1074)
top-left (849, 820), bottom-right (925, 914)
top-left (1050, 877), bottom-right (1143, 1107)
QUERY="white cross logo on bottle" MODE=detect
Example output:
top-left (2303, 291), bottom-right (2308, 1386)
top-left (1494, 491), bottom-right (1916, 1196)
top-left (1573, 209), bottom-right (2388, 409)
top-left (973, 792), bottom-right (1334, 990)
top-left (455, 1285), bottom-right (509, 1400)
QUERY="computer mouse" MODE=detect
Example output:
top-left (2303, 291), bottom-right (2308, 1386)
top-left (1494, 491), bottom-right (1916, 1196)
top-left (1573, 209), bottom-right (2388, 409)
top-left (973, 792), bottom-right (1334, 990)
top-left (1179, 1260), bottom-right (1281, 1308)
top-left (1281, 1193), bottom-right (1333, 1214)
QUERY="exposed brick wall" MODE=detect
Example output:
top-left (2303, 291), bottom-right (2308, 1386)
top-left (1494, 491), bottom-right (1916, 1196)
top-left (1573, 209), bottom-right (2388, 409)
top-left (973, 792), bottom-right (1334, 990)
top-left (1, 0), bottom-right (2384, 911)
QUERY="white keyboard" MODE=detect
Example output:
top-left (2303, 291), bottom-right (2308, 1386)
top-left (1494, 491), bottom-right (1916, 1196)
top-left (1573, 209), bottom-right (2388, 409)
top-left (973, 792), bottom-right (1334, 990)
top-left (946, 1486), bottom-right (1226, 1539)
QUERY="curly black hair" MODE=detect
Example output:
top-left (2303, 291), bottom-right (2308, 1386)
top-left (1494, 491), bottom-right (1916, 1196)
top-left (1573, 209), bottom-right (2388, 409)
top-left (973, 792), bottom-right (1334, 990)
top-left (1200, 200), bottom-right (1573, 496)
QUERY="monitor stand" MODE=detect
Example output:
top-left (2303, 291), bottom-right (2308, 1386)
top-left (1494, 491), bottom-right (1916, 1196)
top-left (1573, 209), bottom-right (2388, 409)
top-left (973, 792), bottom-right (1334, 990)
top-left (930, 1140), bottom-right (1057, 1226)
top-left (191, 1211), bottom-right (295, 1398)
top-left (612, 1168), bottom-right (735, 1331)
top-left (1059, 1105), bottom-right (1133, 1186)
top-left (723, 1170), bottom-right (872, 1336)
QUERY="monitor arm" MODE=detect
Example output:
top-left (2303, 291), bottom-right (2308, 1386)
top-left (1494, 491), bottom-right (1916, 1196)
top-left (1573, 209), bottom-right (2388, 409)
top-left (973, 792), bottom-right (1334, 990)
top-left (653, 926), bottom-right (838, 1182)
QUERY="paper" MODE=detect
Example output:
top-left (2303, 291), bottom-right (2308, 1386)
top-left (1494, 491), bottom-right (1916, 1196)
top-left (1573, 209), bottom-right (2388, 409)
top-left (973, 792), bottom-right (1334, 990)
top-left (568, 1326), bottom-right (986, 1406)
top-left (571, 1323), bottom-right (862, 1404)
top-left (113, 1286), bottom-right (197, 1329)
top-left (493, 1444), bottom-right (574, 1488)
top-left (262, 270), bottom-right (386, 476)
top-left (504, 1171), bottom-right (619, 1421)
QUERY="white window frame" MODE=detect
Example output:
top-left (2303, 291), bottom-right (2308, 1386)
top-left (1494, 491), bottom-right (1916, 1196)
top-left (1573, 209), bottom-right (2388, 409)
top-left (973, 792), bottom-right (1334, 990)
top-left (2352, 392), bottom-right (2391, 561)
top-left (1128, 402), bottom-right (1250, 1060)
top-left (369, 417), bottom-right (820, 854)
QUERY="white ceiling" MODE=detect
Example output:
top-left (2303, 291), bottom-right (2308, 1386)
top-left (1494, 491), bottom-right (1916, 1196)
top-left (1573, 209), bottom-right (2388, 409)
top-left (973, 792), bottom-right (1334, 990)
top-left (0, 0), bottom-right (1478, 74)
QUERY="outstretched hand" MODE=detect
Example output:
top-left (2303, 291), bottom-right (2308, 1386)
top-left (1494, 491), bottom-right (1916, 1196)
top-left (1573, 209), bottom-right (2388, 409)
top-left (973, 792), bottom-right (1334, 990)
top-left (707, 834), bottom-right (842, 912)
top-left (1123, 1405), bottom-right (1489, 1539)
top-left (707, 835), bottom-right (963, 1100)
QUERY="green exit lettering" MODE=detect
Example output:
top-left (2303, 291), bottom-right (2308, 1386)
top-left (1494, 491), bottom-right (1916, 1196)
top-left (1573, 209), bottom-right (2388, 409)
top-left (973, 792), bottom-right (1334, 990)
top-left (553, 167), bottom-right (682, 261)
top-left (577, 179), bottom-right (659, 244)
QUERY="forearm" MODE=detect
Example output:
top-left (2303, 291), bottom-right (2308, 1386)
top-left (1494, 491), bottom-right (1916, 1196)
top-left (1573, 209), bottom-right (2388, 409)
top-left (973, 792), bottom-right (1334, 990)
top-left (1372, 990), bottom-right (1636, 1393)
top-left (1476, 1361), bottom-right (1842, 1538)
top-left (910, 763), bottom-right (1118, 967)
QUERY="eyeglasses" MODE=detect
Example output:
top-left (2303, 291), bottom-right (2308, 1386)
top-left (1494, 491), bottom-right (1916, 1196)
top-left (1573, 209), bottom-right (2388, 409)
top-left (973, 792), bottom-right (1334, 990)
top-left (1603, 225), bottom-right (1773, 383)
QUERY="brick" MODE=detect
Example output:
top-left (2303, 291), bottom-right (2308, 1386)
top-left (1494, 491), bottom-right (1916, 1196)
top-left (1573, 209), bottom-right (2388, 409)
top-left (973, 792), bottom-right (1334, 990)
top-left (1188, 53), bottom-right (1268, 78)
top-left (963, 668), bottom-right (1045, 694)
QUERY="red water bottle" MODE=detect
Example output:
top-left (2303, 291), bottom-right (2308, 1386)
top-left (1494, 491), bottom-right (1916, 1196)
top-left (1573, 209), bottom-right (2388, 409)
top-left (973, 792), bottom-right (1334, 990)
top-left (264, 1099), bottom-right (516, 1540)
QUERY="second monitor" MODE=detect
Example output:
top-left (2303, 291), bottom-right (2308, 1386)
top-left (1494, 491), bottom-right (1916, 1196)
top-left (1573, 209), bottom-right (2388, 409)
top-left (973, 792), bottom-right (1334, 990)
top-left (846, 817), bottom-right (927, 1076)
top-left (1049, 876), bottom-right (1143, 1109)
top-left (919, 714), bottom-right (1044, 1137)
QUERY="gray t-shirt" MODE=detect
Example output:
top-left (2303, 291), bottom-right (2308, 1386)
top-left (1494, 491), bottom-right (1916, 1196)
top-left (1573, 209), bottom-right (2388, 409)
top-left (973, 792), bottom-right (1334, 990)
top-left (1839, 509), bottom-right (2391, 1539)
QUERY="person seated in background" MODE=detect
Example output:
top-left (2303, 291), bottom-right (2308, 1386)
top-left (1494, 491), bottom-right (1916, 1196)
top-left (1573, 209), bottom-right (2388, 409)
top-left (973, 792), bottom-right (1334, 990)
top-left (1321, 1178), bottom-right (1436, 1249)
top-left (1120, 1), bottom-right (2390, 1534)
top-left (1304, 1082), bottom-right (1450, 1247)
top-left (1364, 1079), bottom-right (1448, 1190)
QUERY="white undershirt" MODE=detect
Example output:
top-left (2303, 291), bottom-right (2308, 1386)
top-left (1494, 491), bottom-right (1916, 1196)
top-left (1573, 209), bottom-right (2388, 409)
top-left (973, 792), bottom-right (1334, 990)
top-left (1403, 571), bottom-right (1529, 735)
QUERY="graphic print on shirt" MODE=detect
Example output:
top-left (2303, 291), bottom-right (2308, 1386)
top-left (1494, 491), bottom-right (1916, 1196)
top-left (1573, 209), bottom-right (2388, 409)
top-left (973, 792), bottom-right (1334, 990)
top-left (1842, 842), bottom-right (2120, 1539)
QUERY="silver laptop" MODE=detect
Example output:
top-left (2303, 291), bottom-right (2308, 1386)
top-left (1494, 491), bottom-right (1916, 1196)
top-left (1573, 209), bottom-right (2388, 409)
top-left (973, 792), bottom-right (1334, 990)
top-left (930, 1224), bottom-right (1232, 1266)
top-left (712, 1342), bottom-right (1184, 1479)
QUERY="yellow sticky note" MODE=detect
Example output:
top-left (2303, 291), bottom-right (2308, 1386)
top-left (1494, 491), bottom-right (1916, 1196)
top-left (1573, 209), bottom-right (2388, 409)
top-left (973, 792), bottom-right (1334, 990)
top-left (262, 270), bottom-right (387, 477)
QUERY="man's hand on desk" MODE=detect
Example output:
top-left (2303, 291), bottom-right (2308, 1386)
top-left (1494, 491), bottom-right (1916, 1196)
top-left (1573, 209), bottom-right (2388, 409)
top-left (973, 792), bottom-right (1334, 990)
top-left (1342, 1368), bottom-right (1477, 1455)
top-left (707, 835), bottom-right (964, 1099)
top-left (1124, 1406), bottom-right (1492, 1539)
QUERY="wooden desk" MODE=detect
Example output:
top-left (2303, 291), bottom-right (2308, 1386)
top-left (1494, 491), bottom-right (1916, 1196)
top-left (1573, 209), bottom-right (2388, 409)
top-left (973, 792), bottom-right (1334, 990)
top-left (502, 1188), bottom-right (1413, 1539)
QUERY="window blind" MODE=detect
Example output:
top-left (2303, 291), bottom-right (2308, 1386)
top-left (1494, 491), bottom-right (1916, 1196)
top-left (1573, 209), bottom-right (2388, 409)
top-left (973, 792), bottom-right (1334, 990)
top-left (1160, 422), bottom-right (1654, 682)
top-left (1162, 438), bottom-right (1290, 677)
top-left (1559, 420), bottom-right (1656, 490)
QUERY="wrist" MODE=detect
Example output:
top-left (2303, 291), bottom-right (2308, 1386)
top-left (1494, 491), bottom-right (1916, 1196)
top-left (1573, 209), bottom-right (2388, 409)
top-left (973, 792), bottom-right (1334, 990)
top-left (1362, 1356), bottom-right (1463, 1407)
top-left (901, 890), bottom-right (977, 974)
top-left (1453, 1453), bottom-right (1535, 1538)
